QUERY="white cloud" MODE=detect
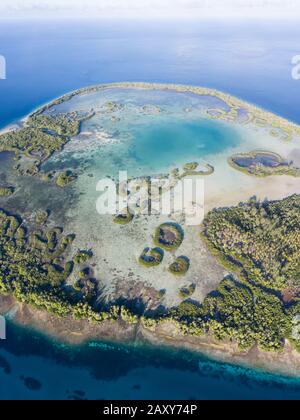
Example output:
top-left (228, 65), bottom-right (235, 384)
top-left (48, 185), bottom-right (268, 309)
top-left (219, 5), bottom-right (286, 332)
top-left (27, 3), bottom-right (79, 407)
top-left (0, 0), bottom-right (299, 19)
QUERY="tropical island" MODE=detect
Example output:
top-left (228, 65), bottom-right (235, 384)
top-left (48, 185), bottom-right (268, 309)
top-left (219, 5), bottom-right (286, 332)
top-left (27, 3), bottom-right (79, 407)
top-left (0, 82), bottom-right (300, 378)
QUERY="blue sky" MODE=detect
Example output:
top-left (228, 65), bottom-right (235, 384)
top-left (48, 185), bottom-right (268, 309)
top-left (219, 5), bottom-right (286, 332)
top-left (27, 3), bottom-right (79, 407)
top-left (0, 0), bottom-right (299, 19)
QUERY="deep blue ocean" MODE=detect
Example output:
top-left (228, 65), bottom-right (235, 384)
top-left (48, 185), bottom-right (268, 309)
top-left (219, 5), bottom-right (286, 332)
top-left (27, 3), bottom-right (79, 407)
top-left (0, 18), bottom-right (300, 400)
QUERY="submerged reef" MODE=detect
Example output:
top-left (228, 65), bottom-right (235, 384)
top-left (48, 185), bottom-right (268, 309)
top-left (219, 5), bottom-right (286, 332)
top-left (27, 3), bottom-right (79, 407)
top-left (228, 151), bottom-right (300, 177)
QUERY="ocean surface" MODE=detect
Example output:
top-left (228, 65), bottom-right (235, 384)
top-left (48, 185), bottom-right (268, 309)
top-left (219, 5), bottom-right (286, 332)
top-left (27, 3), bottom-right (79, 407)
top-left (0, 18), bottom-right (300, 400)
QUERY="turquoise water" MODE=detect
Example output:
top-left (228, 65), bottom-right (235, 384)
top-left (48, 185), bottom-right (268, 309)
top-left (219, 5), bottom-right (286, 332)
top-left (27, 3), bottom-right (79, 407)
top-left (129, 118), bottom-right (238, 172)
top-left (43, 88), bottom-right (241, 179)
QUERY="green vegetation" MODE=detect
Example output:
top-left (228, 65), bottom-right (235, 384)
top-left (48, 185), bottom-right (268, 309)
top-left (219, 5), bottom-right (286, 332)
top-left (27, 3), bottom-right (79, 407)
top-left (0, 127), bottom-right (65, 162)
top-left (169, 256), bottom-right (190, 276)
top-left (0, 111), bottom-right (94, 180)
top-left (158, 289), bottom-right (166, 299)
top-left (35, 210), bottom-right (49, 225)
top-left (170, 277), bottom-right (290, 352)
top-left (179, 284), bottom-right (195, 299)
top-left (0, 89), bottom-right (299, 354)
top-left (139, 247), bottom-right (164, 267)
top-left (0, 186), bottom-right (14, 197)
top-left (168, 195), bottom-right (300, 351)
top-left (0, 208), bottom-right (76, 296)
top-left (113, 209), bottom-right (134, 225)
top-left (55, 170), bottom-right (77, 187)
top-left (202, 195), bottom-right (300, 292)
top-left (181, 162), bottom-right (214, 178)
top-left (74, 277), bottom-right (97, 303)
top-left (74, 250), bottom-right (93, 264)
top-left (0, 208), bottom-right (136, 324)
top-left (154, 223), bottom-right (184, 251)
top-left (144, 196), bottom-right (300, 353)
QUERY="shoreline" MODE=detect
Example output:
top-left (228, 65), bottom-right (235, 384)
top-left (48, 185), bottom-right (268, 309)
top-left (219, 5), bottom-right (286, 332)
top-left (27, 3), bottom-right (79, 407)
top-left (1, 294), bottom-right (300, 380)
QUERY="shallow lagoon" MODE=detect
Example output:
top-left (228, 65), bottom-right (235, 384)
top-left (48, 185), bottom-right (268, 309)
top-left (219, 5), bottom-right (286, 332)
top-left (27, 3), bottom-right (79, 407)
top-left (44, 88), bottom-right (238, 177)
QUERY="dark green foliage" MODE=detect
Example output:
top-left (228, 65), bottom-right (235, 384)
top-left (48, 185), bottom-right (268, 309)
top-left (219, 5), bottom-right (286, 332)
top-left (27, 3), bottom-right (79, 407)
top-left (169, 256), bottom-right (190, 276)
top-left (179, 283), bottom-right (195, 298)
top-left (203, 195), bottom-right (300, 292)
top-left (0, 186), bottom-right (14, 197)
top-left (74, 250), bottom-right (93, 264)
top-left (0, 112), bottom-right (93, 173)
top-left (0, 210), bottom-right (74, 291)
top-left (0, 194), bottom-right (299, 354)
top-left (154, 223), bottom-right (184, 251)
top-left (35, 210), bottom-right (49, 225)
top-left (0, 208), bottom-right (134, 323)
top-left (29, 114), bottom-right (81, 137)
top-left (171, 278), bottom-right (289, 351)
top-left (0, 127), bottom-right (66, 161)
top-left (74, 277), bottom-right (97, 303)
top-left (56, 170), bottom-right (77, 187)
top-left (168, 196), bottom-right (300, 351)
